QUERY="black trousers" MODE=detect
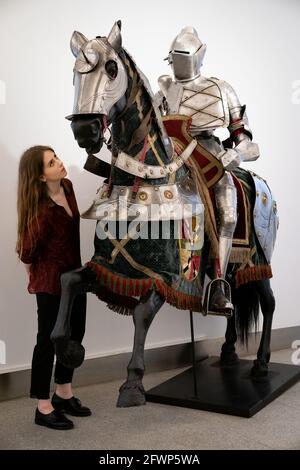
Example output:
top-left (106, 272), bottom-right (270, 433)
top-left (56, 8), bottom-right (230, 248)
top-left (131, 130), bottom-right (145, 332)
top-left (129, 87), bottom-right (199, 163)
top-left (30, 293), bottom-right (87, 400)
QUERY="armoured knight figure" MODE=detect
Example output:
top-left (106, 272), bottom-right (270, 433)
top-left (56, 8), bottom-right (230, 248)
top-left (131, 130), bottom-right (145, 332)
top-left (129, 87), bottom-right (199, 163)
top-left (157, 27), bottom-right (260, 314)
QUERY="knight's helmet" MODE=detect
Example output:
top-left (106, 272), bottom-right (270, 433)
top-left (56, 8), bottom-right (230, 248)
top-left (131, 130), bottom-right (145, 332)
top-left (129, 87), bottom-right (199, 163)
top-left (167, 27), bottom-right (206, 82)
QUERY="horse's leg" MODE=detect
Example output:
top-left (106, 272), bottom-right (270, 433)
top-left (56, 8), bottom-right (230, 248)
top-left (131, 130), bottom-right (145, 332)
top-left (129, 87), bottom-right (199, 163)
top-left (50, 265), bottom-right (98, 369)
top-left (117, 289), bottom-right (165, 407)
top-left (219, 276), bottom-right (239, 365)
top-left (251, 279), bottom-right (275, 377)
top-left (220, 312), bottom-right (240, 365)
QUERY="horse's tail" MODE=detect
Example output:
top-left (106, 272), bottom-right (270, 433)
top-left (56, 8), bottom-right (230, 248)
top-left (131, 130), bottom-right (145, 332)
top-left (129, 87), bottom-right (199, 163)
top-left (233, 281), bottom-right (260, 347)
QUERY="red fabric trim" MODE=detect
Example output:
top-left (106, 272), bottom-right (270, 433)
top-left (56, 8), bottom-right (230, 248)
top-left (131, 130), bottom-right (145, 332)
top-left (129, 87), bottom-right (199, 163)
top-left (204, 167), bottom-right (219, 183)
top-left (162, 116), bottom-right (224, 188)
top-left (231, 127), bottom-right (244, 139)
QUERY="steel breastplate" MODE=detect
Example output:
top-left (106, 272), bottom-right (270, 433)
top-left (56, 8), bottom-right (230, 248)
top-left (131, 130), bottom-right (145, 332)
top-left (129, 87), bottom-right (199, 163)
top-left (160, 77), bottom-right (230, 133)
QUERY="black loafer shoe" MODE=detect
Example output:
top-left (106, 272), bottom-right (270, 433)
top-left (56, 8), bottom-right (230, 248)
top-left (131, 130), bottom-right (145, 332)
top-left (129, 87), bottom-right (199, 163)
top-left (51, 393), bottom-right (92, 417)
top-left (35, 408), bottom-right (74, 430)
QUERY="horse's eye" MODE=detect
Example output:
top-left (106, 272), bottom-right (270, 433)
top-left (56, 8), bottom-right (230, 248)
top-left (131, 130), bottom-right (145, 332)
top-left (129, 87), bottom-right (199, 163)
top-left (105, 60), bottom-right (118, 79)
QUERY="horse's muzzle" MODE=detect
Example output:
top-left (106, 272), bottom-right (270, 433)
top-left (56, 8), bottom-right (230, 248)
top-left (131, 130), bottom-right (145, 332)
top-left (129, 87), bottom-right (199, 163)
top-left (70, 114), bottom-right (104, 155)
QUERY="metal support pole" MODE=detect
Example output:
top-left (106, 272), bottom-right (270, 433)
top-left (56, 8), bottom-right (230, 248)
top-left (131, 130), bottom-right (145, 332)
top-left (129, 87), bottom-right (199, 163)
top-left (189, 310), bottom-right (198, 397)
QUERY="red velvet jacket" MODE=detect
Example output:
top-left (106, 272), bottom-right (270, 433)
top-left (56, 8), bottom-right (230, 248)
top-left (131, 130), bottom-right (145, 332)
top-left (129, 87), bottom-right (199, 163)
top-left (20, 179), bottom-right (82, 295)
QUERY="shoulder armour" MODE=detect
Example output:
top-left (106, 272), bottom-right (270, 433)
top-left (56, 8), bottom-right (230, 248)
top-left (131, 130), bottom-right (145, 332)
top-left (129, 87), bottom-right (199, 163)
top-left (158, 75), bottom-right (173, 96)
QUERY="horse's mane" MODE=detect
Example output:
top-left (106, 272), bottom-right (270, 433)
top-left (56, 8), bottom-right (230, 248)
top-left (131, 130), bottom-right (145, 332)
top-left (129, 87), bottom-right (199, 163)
top-left (115, 47), bottom-right (172, 161)
top-left (119, 48), bottom-right (153, 111)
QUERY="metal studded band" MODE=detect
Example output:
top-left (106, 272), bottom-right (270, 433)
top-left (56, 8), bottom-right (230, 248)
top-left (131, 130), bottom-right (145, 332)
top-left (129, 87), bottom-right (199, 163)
top-left (114, 139), bottom-right (197, 179)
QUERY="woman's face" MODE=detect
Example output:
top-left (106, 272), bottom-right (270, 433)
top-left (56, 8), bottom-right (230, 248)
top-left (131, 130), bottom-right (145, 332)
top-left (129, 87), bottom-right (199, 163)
top-left (41, 150), bottom-right (67, 182)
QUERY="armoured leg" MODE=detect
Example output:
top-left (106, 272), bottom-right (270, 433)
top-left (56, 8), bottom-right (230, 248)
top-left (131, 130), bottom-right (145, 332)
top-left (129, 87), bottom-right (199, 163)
top-left (209, 172), bottom-right (237, 312)
top-left (215, 172), bottom-right (237, 275)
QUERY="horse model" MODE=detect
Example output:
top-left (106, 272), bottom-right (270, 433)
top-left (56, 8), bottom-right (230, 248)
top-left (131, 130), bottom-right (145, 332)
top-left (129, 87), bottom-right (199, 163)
top-left (51, 21), bottom-right (278, 407)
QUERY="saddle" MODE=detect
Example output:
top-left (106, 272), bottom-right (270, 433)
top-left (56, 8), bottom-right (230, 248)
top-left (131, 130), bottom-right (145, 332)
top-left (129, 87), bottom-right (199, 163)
top-left (163, 115), bottom-right (253, 261)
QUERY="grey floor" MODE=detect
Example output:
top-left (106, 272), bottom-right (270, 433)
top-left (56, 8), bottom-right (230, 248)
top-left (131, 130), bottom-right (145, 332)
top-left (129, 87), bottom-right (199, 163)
top-left (0, 349), bottom-right (299, 450)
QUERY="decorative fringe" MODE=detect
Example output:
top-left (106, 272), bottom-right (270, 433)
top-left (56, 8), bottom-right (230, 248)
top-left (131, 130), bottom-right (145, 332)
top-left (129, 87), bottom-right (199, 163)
top-left (229, 247), bottom-right (251, 264)
top-left (106, 303), bottom-right (134, 316)
top-left (236, 265), bottom-right (273, 287)
top-left (86, 261), bottom-right (203, 314)
top-left (87, 261), bottom-right (153, 297)
top-left (154, 279), bottom-right (202, 313)
top-left (87, 261), bottom-right (272, 313)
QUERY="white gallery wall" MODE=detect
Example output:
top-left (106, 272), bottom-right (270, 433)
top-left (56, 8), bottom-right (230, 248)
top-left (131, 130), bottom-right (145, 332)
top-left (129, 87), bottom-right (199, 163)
top-left (0, 0), bottom-right (299, 373)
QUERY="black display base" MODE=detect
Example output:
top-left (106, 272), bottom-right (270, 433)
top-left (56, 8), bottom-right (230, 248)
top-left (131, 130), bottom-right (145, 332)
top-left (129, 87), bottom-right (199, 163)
top-left (146, 356), bottom-right (300, 417)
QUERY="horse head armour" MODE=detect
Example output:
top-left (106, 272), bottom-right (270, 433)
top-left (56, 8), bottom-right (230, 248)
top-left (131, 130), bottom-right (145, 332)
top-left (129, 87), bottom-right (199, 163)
top-left (67, 21), bottom-right (127, 154)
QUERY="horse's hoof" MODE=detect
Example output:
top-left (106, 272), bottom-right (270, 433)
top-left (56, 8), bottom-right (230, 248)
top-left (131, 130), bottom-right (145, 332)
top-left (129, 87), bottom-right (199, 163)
top-left (53, 337), bottom-right (85, 369)
top-left (220, 351), bottom-right (240, 366)
top-left (251, 359), bottom-right (268, 378)
top-left (116, 380), bottom-right (146, 408)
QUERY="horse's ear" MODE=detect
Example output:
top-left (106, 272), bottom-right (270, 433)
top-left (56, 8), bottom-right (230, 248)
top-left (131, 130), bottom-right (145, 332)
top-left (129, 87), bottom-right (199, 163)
top-left (107, 21), bottom-right (122, 52)
top-left (70, 31), bottom-right (88, 58)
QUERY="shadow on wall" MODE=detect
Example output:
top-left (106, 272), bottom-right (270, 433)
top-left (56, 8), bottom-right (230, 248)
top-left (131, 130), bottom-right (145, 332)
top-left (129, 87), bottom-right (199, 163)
top-left (0, 143), bottom-right (19, 243)
top-left (2, 139), bottom-right (19, 244)
top-left (66, 162), bottom-right (105, 263)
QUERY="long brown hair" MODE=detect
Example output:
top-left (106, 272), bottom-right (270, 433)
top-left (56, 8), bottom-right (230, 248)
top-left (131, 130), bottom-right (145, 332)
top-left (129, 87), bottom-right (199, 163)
top-left (16, 145), bottom-right (53, 259)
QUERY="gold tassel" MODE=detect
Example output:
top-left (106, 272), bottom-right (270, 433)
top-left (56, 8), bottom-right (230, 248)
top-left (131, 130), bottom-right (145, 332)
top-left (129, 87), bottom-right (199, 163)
top-left (236, 265), bottom-right (273, 287)
top-left (154, 280), bottom-right (203, 313)
top-left (229, 247), bottom-right (251, 264)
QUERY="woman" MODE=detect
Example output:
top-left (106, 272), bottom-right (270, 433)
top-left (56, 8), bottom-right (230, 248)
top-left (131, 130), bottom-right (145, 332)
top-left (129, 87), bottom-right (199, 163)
top-left (16, 145), bottom-right (91, 430)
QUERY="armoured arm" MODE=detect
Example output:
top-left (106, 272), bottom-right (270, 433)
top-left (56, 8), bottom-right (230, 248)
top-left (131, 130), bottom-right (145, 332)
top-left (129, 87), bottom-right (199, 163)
top-left (157, 75), bottom-right (178, 115)
top-left (218, 81), bottom-right (259, 171)
top-left (154, 89), bottom-right (168, 115)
